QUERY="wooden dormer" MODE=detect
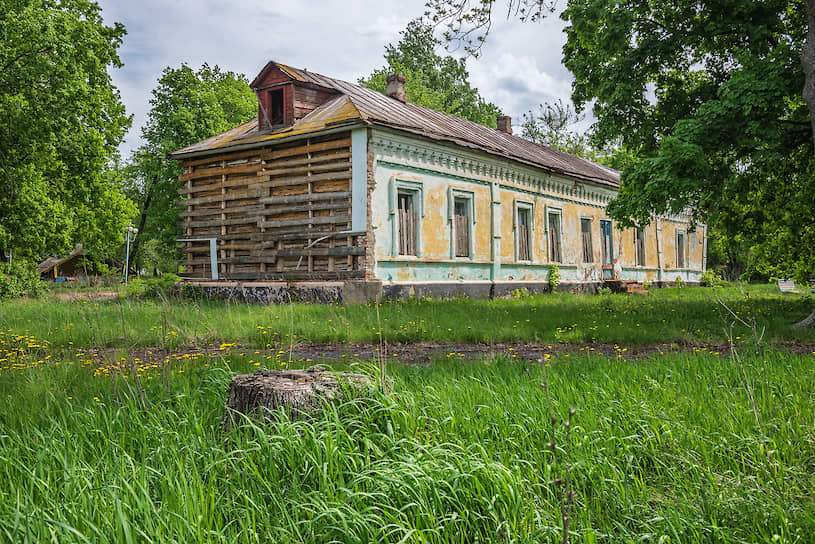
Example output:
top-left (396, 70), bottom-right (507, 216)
top-left (250, 61), bottom-right (340, 132)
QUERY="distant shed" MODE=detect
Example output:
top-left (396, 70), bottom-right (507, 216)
top-left (38, 244), bottom-right (129, 281)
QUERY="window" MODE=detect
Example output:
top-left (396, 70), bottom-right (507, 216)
top-left (269, 89), bottom-right (284, 125)
top-left (676, 230), bottom-right (686, 268)
top-left (635, 228), bottom-right (646, 267)
top-left (548, 210), bottom-right (562, 263)
top-left (453, 199), bottom-right (470, 257)
top-left (580, 218), bottom-right (593, 263)
top-left (448, 189), bottom-right (475, 259)
top-left (397, 192), bottom-right (417, 256)
top-left (515, 203), bottom-right (532, 261)
top-left (389, 178), bottom-right (423, 257)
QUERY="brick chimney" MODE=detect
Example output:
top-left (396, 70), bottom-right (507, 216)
top-left (497, 115), bottom-right (512, 134)
top-left (386, 74), bottom-right (407, 103)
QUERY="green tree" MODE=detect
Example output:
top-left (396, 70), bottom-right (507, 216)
top-left (520, 99), bottom-right (605, 160)
top-left (127, 64), bottom-right (256, 273)
top-left (428, 1), bottom-right (815, 284)
top-left (360, 19), bottom-right (502, 126)
top-left (560, 1), bottom-right (813, 281)
top-left (0, 0), bottom-right (135, 260)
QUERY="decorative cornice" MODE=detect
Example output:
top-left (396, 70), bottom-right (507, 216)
top-left (371, 129), bottom-right (618, 208)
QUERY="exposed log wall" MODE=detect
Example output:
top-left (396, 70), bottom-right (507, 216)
top-left (178, 132), bottom-right (365, 281)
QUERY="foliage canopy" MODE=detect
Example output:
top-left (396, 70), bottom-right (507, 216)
top-left (427, 0), bottom-right (815, 281)
top-left (360, 19), bottom-right (502, 127)
top-left (126, 64), bottom-right (256, 272)
top-left (0, 0), bottom-right (136, 260)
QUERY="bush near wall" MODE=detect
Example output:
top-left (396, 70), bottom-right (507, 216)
top-left (125, 273), bottom-right (182, 299)
top-left (0, 263), bottom-right (47, 300)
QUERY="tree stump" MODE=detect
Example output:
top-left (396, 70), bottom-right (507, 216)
top-left (221, 366), bottom-right (371, 430)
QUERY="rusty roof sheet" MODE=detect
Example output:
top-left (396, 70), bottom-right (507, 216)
top-left (172, 62), bottom-right (619, 188)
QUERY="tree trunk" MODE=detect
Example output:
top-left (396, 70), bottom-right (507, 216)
top-left (793, 309), bottom-right (815, 328)
top-left (803, 0), bottom-right (815, 145)
top-left (221, 367), bottom-right (370, 430)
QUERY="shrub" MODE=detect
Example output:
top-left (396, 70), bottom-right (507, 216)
top-left (126, 273), bottom-right (181, 299)
top-left (701, 269), bottom-right (730, 287)
top-left (548, 264), bottom-right (561, 292)
top-left (0, 262), bottom-right (47, 300)
top-left (511, 287), bottom-right (530, 299)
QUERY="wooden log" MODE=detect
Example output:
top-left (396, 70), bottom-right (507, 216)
top-left (179, 162), bottom-right (261, 182)
top-left (259, 214), bottom-right (351, 229)
top-left (180, 177), bottom-right (265, 195)
top-left (257, 170), bottom-right (350, 188)
top-left (180, 205), bottom-right (264, 218)
top-left (262, 201), bottom-right (349, 217)
top-left (250, 230), bottom-right (364, 241)
top-left (216, 247), bottom-right (364, 264)
top-left (226, 270), bottom-right (365, 280)
top-left (259, 151), bottom-right (350, 173)
top-left (221, 367), bottom-right (370, 430)
top-left (259, 190), bottom-right (350, 205)
top-left (261, 137), bottom-right (351, 160)
top-left (184, 150), bottom-right (261, 168)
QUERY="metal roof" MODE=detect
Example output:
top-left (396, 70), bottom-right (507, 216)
top-left (172, 62), bottom-right (619, 188)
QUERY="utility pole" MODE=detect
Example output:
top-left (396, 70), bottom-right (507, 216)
top-left (124, 224), bottom-right (138, 284)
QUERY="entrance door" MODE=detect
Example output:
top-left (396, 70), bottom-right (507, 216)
top-left (601, 220), bottom-right (613, 280)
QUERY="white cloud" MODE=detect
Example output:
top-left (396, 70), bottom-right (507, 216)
top-left (97, 0), bottom-right (589, 154)
top-left (468, 53), bottom-right (573, 117)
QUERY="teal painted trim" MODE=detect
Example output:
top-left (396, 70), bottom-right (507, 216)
top-left (377, 260), bottom-right (492, 282)
top-left (447, 187), bottom-right (476, 259)
top-left (490, 182), bottom-right (500, 281)
top-left (389, 177), bottom-right (425, 257)
top-left (377, 160), bottom-right (608, 209)
top-left (376, 259), bottom-right (578, 283)
top-left (351, 128), bottom-right (367, 232)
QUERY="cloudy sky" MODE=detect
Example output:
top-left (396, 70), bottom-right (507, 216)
top-left (97, 0), bottom-right (576, 156)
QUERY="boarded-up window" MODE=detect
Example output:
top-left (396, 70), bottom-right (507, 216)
top-left (453, 198), bottom-right (470, 257)
top-left (517, 207), bottom-right (531, 261)
top-left (676, 231), bottom-right (685, 268)
top-left (548, 211), bottom-right (562, 263)
top-left (580, 218), bottom-right (593, 263)
top-left (635, 228), bottom-right (646, 266)
top-left (398, 192), bottom-right (416, 256)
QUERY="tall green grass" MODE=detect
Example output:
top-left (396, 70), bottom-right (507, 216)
top-left (1, 349), bottom-right (813, 542)
top-left (1, 284), bottom-right (813, 348)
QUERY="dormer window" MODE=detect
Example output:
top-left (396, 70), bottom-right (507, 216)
top-left (269, 89), bottom-right (284, 126)
top-left (251, 62), bottom-right (340, 131)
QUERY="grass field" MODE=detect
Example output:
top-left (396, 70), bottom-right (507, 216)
top-left (1, 284), bottom-right (814, 349)
top-left (1, 284), bottom-right (814, 542)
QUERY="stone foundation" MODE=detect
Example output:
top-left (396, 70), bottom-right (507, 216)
top-left (183, 279), bottom-right (700, 304)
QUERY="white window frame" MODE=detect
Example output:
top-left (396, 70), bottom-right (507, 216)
top-left (389, 178), bottom-right (424, 257)
top-left (448, 188), bottom-right (476, 259)
top-left (513, 200), bottom-right (534, 262)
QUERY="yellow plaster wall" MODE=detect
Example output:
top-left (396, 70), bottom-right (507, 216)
top-left (370, 130), bottom-right (704, 283)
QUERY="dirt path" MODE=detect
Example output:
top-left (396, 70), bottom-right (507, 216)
top-left (54, 290), bottom-right (120, 302)
top-left (81, 340), bottom-right (815, 367)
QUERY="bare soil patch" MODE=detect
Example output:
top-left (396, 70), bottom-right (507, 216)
top-left (83, 340), bottom-right (815, 369)
top-left (54, 290), bottom-right (119, 302)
